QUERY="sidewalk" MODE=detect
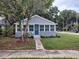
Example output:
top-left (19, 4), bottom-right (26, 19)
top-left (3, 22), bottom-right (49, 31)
top-left (0, 50), bottom-right (79, 58)
top-left (34, 38), bottom-right (45, 50)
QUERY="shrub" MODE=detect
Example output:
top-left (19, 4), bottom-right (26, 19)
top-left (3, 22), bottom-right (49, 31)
top-left (23, 32), bottom-right (33, 38)
top-left (41, 35), bottom-right (60, 38)
top-left (0, 28), bottom-right (2, 35)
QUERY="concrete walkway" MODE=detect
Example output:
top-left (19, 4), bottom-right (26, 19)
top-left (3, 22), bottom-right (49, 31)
top-left (34, 38), bottom-right (45, 50)
top-left (58, 31), bottom-right (79, 35)
top-left (0, 50), bottom-right (79, 58)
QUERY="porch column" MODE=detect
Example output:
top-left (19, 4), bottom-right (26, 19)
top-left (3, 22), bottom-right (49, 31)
top-left (44, 25), bottom-right (45, 32)
top-left (33, 25), bottom-right (35, 35)
top-left (27, 25), bottom-right (29, 32)
top-left (54, 25), bottom-right (56, 32)
top-left (49, 25), bottom-right (51, 31)
top-left (15, 23), bottom-right (17, 33)
top-left (39, 25), bottom-right (40, 35)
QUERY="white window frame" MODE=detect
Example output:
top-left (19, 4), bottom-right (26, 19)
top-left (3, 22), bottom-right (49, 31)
top-left (29, 25), bottom-right (34, 31)
top-left (40, 25), bottom-right (44, 31)
top-left (45, 25), bottom-right (49, 31)
top-left (50, 25), bottom-right (54, 31)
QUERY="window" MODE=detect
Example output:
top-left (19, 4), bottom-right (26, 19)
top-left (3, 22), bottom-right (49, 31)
top-left (50, 25), bottom-right (54, 31)
top-left (40, 25), bottom-right (44, 31)
top-left (29, 25), bottom-right (33, 31)
top-left (45, 25), bottom-right (49, 31)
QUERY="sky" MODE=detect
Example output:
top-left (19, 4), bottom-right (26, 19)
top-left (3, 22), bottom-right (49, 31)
top-left (53, 0), bottom-right (79, 12)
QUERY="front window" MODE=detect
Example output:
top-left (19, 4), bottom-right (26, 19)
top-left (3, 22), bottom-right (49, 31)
top-left (29, 25), bottom-right (33, 31)
top-left (50, 25), bottom-right (54, 31)
top-left (40, 25), bottom-right (44, 31)
top-left (45, 25), bottom-right (49, 31)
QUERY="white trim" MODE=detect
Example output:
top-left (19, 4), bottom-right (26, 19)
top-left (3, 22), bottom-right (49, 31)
top-left (15, 23), bottom-right (55, 25)
top-left (54, 25), bottom-right (56, 32)
top-left (44, 25), bottom-right (45, 32)
top-left (15, 24), bottom-right (17, 32)
top-left (27, 25), bottom-right (29, 32)
top-left (39, 25), bottom-right (41, 32)
top-left (49, 25), bottom-right (51, 31)
top-left (38, 25), bottom-right (40, 35)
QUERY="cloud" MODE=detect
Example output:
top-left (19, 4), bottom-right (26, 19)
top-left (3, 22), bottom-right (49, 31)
top-left (53, 0), bottom-right (79, 12)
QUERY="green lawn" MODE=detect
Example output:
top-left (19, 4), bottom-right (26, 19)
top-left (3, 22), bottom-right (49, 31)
top-left (41, 34), bottom-right (79, 50)
top-left (8, 58), bottom-right (76, 59)
top-left (0, 37), bottom-right (35, 50)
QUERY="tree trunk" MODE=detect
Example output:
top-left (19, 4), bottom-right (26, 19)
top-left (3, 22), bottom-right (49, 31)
top-left (24, 11), bottom-right (31, 41)
top-left (66, 21), bottom-right (68, 31)
top-left (63, 21), bottom-right (64, 31)
top-left (21, 23), bottom-right (24, 41)
top-left (4, 19), bottom-right (8, 37)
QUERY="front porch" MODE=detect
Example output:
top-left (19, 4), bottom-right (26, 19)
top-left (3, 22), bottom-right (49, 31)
top-left (15, 23), bottom-right (57, 38)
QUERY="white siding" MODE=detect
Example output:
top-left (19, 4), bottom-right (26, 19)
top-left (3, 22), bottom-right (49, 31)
top-left (40, 31), bottom-right (57, 36)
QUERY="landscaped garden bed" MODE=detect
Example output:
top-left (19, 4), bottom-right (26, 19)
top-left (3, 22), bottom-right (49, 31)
top-left (0, 37), bottom-right (35, 50)
top-left (41, 34), bottom-right (79, 50)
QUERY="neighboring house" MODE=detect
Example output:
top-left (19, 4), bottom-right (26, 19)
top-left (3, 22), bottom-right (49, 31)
top-left (0, 17), bottom-right (5, 30)
top-left (15, 15), bottom-right (57, 38)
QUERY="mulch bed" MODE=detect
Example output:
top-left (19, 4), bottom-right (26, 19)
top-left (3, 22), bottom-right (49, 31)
top-left (0, 37), bottom-right (35, 50)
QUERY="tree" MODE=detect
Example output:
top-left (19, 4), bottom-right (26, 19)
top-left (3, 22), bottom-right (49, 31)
top-left (49, 6), bottom-right (59, 22)
top-left (34, 6), bottom-right (59, 22)
top-left (0, 0), bottom-right (54, 40)
top-left (58, 10), bottom-right (78, 31)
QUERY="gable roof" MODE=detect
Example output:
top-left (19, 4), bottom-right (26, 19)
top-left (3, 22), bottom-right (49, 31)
top-left (15, 15), bottom-right (56, 25)
top-left (29, 15), bottom-right (56, 25)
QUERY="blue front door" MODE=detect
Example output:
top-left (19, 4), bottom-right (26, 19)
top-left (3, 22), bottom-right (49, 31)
top-left (35, 24), bottom-right (39, 35)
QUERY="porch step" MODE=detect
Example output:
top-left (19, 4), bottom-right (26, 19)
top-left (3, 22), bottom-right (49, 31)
top-left (34, 35), bottom-right (41, 39)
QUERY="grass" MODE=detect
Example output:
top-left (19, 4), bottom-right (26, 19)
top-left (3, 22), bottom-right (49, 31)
top-left (6, 58), bottom-right (76, 59)
top-left (41, 34), bottom-right (79, 50)
top-left (0, 37), bottom-right (35, 50)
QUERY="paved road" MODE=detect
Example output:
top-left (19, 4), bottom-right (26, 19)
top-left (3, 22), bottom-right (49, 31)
top-left (0, 50), bottom-right (79, 58)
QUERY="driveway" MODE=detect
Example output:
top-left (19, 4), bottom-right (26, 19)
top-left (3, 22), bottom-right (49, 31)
top-left (58, 31), bottom-right (79, 35)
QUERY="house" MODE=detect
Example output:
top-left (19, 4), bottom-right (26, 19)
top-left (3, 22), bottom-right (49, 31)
top-left (15, 15), bottom-right (57, 38)
top-left (0, 17), bottom-right (5, 30)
